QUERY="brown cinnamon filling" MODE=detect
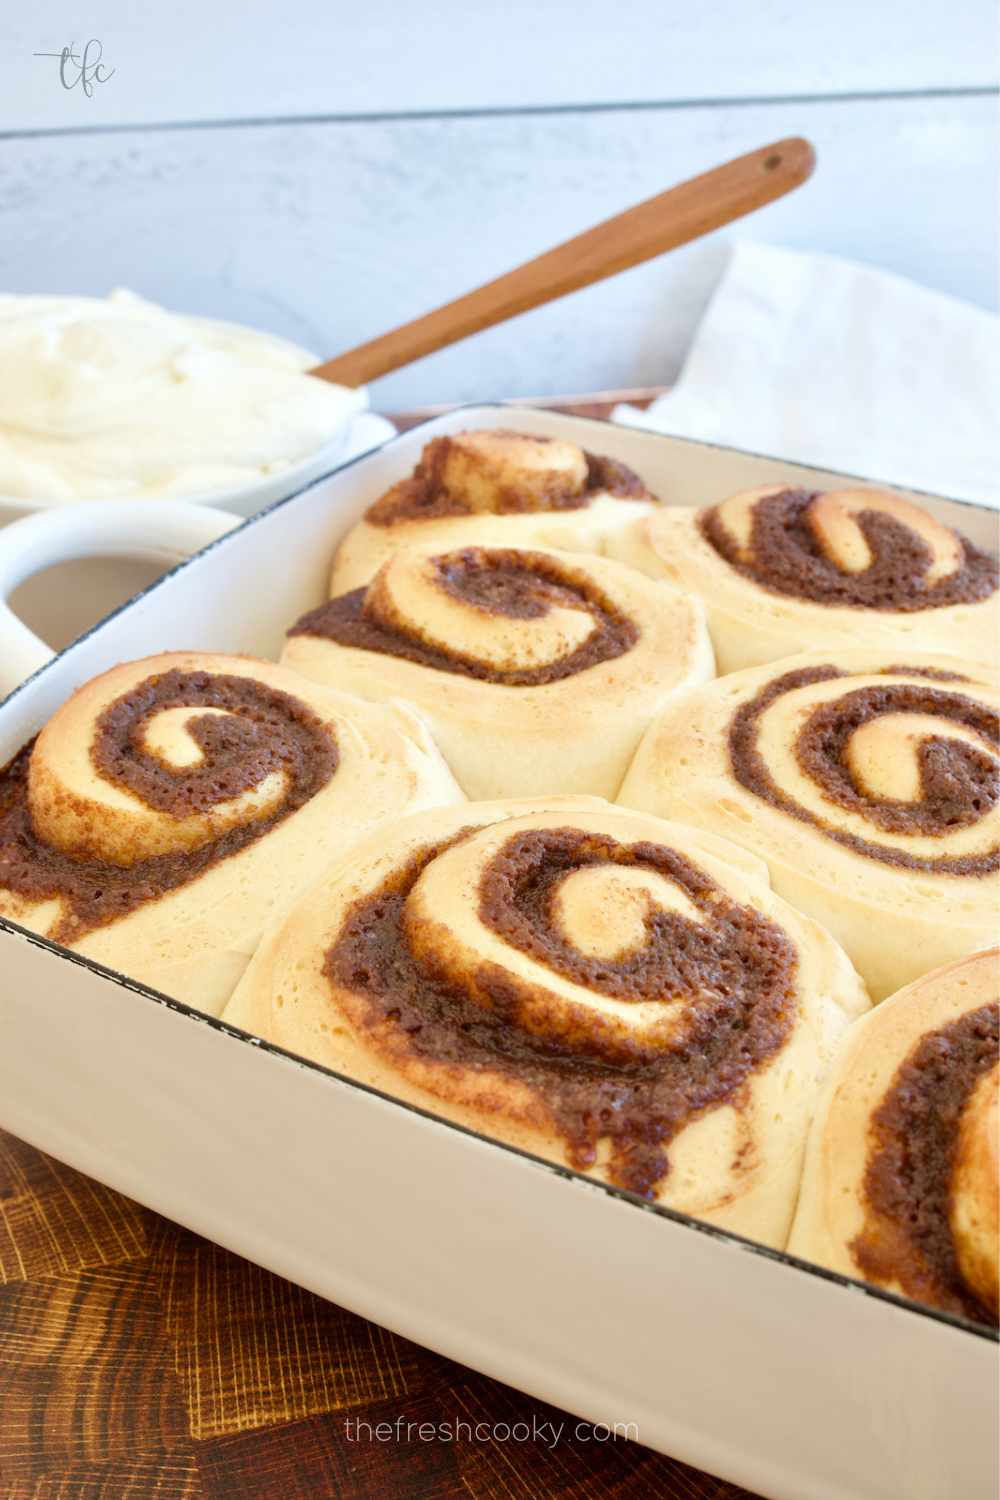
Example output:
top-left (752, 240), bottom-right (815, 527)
top-left (0, 671), bottom-right (337, 944)
top-left (288, 548), bottom-right (639, 687)
top-left (365, 438), bottom-right (650, 525)
top-left (729, 666), bottom-right (999, 874)
top-left (700, 489), bottom-right (998, 610)
top-left (799, 685), bottom-right (998, 835)
top-left (850, 1002), bottom-right (999, 1326)
top-left (323, 826), bottom-right (798, 1198)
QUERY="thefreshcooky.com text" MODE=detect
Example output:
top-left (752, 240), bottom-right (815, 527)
top-left (344, 1415), bottom-right (638, 1448)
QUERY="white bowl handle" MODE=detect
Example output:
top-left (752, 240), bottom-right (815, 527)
top-left (0, 500), bottom-right (241, 699)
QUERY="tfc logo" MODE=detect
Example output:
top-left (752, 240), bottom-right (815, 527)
top-left (34, 39), bottom-right (115, 96)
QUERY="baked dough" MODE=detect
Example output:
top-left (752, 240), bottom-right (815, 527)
top-left (787, 946), bottom-right (998, 1326)
top-left (0, 651), bottom-right (463, 1014)
top-left (223, 797), bottom-right (869, 1249)
top-left (283, 541), bottom-right (714, 801)
top-left (607, 484), bottom-right (999, 673)
top-left (331, 429), bottom-right (658, 591)
top-left (617, 650), bottom-right (999, 1002)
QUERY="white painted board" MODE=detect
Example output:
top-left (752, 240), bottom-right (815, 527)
top-left (6, 0), bottom-right (998, 134)
top-left (1, 94), bottom-right (995, 409)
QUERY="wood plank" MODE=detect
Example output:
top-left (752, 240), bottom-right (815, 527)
top-left (6, 0), bottom-right (997, 134)
top-left (149, 1219), bottom-right (449, 1440)
top-left (0, 1265), bottom-right (192, 1479)
top-left (0, 94), bottom-right (994, 409)
top-left (1, 1457), bottom-right (204, 1500)
top-left (0, 1131), bottom-right (149, 1285)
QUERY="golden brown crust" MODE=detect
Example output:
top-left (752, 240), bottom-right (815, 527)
top-left (406, 430), bottom-right (590, 515)
top-left (223, 798), bottom-right (870, 1249)
top-left (617, 650), bottom-right (999, 1002)
top-left (284, 542), bottom-right (715, 801)
top-left (607, 486), bottom-right (999, 673)
top-left (331, 430), bottom-right (657, 592)
top-left (0, 652), bottom-right (463, 1014)
top-left (787, 947), bottom-right (999, 1325)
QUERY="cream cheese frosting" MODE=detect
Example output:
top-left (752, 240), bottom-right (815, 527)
top-left (0, 290), bottom-right (364, 502)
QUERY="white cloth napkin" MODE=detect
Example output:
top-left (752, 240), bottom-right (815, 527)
top-left (613, 242), bottom-right (1000, 509)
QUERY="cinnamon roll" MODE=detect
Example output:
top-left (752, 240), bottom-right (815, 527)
top-left (607, 484), bottom-right (999, 673)
top-left (331, 429), bottom-right (657, 591)
top-left (617, 650), bottom-right (998, 1002)
top-left (787, 947), bottom-right (999, 1327)
top-left (282, 541), bottom-right (714, 801)
top-left (0, 652), bottom-right (463, 1014)
top-left (223, 798), bottom-right (870, 1248)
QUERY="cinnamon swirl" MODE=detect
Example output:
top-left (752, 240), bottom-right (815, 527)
top-left (223, 798), bottom-right (869, 1248)
top-left (617, 650), bottom-right (999, 1002)
top-left (607, 484), bottom-right (998, 673)
top-left (0, 652), bottom-right (463, 1014)
top-left (787, 947), bottom-right (999, 1327)
top-left (331, 429), bottom-right (657, 591)
top-left (283, 542), bottom-right (714, 801)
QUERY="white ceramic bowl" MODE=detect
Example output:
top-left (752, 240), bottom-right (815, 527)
top-left (0, 412), bottom-right (398, 697)
top-left (0, 411), bottom-right (397, 527)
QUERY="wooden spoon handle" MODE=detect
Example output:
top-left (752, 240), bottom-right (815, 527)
top-left (310, 137), bottom-right (814, 389)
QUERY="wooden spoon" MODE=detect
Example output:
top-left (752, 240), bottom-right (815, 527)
top-left (310, 137), bottom-right (814, 389)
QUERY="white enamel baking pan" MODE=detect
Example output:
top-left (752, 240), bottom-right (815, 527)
top-left (0, 406), bottom-right (996, 1500)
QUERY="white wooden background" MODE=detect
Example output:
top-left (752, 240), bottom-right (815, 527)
top-left (2, 1), bottom-right (997, 411)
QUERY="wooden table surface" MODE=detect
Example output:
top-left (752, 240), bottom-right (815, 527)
top-left (0, 1124), bottom-right (763, 1500)
top-left (1, 392), bottom-right (764, 1499)
top-left (384, 387), bottom-right (667, 432)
